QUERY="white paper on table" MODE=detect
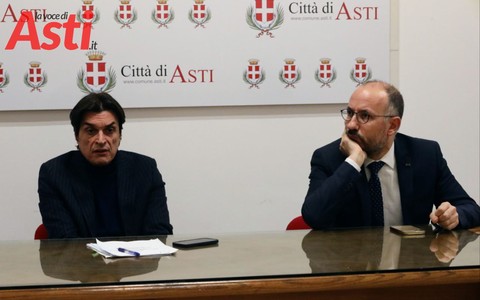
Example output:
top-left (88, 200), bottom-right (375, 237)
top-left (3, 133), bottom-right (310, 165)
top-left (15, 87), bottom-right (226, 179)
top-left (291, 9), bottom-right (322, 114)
top-left (86, 238), bottom-right (178, 258)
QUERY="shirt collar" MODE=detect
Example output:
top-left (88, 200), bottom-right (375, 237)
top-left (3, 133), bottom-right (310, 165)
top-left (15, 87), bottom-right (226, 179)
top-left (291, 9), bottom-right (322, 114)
top-left (364, 142), bottom-right (396, 169)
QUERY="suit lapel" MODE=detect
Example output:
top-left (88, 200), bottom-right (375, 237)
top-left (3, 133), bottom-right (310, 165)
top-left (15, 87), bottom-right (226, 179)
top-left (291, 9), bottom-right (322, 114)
top-left (394, 134), bottom-right (415, 225)
top-left (70, 153), bottom-right (96, 236)
top-left (116, 151), bottom-right (135, 234)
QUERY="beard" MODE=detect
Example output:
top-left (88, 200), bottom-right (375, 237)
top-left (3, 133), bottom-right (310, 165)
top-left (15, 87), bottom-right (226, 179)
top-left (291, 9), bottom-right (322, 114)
top-left (347, 129), bottom-right (387, 158)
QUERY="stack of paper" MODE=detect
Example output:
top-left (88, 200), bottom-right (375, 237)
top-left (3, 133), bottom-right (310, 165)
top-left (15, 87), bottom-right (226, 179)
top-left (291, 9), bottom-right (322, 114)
top-left (87, 238), bottom-right (178, 258)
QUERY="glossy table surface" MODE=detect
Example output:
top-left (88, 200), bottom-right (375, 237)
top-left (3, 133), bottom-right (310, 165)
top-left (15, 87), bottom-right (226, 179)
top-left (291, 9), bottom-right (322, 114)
top-left (0, 226), bottom-right (479, 289)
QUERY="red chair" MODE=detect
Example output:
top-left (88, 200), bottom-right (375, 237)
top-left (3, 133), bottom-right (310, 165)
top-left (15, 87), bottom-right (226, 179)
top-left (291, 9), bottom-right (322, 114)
top-left (286, 216), bottom-right (311, 230)
top-left (34, 224), bottom-right (48, 240)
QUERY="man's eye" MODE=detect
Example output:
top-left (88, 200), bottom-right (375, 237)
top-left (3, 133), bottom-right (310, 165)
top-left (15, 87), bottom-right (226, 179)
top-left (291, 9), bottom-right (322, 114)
top-left (358, 111), bottom-right (370, 120)
top-left (86, 128), bottom-right (96, 135)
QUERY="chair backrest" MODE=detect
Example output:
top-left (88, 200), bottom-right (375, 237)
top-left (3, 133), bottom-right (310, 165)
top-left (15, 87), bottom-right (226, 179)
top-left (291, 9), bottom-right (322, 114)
top-left (34, 224), bottom-right (48, 240)
top-left (286, 216), bottom-right (311, 230)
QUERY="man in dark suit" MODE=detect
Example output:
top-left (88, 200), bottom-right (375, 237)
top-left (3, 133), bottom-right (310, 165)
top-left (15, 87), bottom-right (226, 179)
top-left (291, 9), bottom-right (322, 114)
top-left (302, 81), bottom-right (480, 230)
top-left (38, 93), bottom-right (173, 238)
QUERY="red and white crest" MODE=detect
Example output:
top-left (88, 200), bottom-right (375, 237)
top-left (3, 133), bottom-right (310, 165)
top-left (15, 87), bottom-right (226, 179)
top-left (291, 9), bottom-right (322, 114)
top-left (0, 65), bottom-right (4, 84)
top-left (255, 0), bottom-right (275, 23)
top-left (119, 3), bottom-right (133, 21)
top-left (86, 61), bottom-right (106, 88)
top-left (319, 60), bottom-right (332, 80)
top-left (156, 3), bottom-right (169, 20)
top-left (282, 59), bottom-right (297, 83)
top-left (354, 58), bottom-right (368, 81)
top-left (247, 60), bottom-right (262, 83)
top-left (81, 1), bottom-right (95, 22)
top-left (193, 1), bottom-right (206, 20)
top-left (78, 51), bottom-right (116, 93)
top-left (28, 63), bottom-right (43, 86)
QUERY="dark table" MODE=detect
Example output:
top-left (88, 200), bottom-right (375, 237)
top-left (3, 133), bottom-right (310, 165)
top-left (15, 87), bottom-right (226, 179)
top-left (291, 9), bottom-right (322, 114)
top-left (1, 227), bottom-right (479, 299)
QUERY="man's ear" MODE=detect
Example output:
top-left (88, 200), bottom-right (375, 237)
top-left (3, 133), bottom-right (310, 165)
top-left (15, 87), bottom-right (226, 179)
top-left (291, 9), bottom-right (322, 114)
top-left (388, 117), bottom-right (401, 136)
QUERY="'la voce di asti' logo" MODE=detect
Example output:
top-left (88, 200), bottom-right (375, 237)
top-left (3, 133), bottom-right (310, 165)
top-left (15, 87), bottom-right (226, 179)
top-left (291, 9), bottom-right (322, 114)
top-left (115, 0), bottom-right (138, 29)
top-left (77, 51), bottom-right (116, 93)
top-left (246, 0), bottom-right (284, 38)
top-left (24, 61), bottom-right (47, 92)
top-left (152, 0), bottom-right (175, 28)
top-left (0, 63), bottom-right (9, 93)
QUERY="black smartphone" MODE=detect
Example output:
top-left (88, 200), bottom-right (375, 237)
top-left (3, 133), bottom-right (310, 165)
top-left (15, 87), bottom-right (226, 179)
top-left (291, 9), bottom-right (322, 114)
top-left (172, 238), bottom-right (219, 249)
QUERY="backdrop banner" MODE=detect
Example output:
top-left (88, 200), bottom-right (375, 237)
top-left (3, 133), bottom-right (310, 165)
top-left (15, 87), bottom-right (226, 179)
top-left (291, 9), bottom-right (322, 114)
top-left (0, 0), bottom-right (389, 110)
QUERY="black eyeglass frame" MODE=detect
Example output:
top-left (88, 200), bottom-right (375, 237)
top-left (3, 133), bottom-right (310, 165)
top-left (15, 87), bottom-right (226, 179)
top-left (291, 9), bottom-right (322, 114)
top-left (340, 108), bottom-right (397, 124)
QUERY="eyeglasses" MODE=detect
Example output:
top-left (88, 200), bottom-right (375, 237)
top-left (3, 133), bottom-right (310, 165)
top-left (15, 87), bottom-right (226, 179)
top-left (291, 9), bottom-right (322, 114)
top-left (340, 108), bottom-right (396, 124)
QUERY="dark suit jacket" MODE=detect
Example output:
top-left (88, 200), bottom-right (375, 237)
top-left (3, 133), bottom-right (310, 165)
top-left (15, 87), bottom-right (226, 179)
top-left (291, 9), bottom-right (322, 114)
top-left (38, 150), bottom-right (173, 238)
top-left (302, 133), bottom-right (480, 229)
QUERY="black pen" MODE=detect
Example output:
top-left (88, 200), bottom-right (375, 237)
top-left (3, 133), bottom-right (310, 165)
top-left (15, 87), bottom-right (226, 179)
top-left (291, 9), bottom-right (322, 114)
top-left (118, 247), bottom-right (140, 257)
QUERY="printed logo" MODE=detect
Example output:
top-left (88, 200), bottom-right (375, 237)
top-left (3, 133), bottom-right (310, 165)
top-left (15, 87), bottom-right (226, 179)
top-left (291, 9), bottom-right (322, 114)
top-left (25, 61), bottom-right (47, 92)
top-left (77, 51), bottom-right (116, 93)
top-left (350, 57), bottom-right (372, 85)
top-left (246, 0), bottom-right (284, 38)
top-left (115, 0), bottom-right (137, 29)
top-left (77, 0), bottom-right (100, 25)
top-left (243, 59), bottom-right (265, 89)
top-left (189, 0), bottom-right (211, 28)
top-left (315, 58), bottom-right (336, 87)
top-left (0, 63), bottom-right (9, 93)
top-left (279, 58), bottom-right (300, 88)
top-left (152, 0), bottom-right (175, 28)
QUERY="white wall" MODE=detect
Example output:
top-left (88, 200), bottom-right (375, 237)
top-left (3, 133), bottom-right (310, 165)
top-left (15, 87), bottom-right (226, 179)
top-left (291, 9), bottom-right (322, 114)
top-left (0, 0), bottom-right (478, 240)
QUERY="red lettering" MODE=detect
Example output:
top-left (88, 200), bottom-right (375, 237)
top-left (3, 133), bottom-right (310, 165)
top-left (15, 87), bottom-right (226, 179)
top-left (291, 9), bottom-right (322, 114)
top-left (169, 65), bottom-right (186, 83)
top-left (81, 22), bottom-right (92, 49)
top-left (5, 11), bottom-right (40, 49)
top-left (335, 2), bottom-right (351, 20)
top-left (188, 70), bottom-right (197, 83)
top-left (41, 22), bottom-right (62, 50)
top-left (63, 14), bottom-right (81, 50)
top-left (4, 12), bottom-right (91, 50)
top-left (1, 4), bottom-right (17, 22)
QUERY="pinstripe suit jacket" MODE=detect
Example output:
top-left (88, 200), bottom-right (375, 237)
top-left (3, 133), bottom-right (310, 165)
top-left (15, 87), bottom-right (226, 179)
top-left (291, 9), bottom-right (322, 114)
top-left (38, 150), bottom-right (173, 238)
top-left (302, 133), bottom-right (480, 229)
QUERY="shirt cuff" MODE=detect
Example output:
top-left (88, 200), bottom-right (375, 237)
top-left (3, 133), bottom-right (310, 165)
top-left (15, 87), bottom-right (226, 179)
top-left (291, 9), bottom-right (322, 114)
top-left (345, 157), bottom-right (361, 172)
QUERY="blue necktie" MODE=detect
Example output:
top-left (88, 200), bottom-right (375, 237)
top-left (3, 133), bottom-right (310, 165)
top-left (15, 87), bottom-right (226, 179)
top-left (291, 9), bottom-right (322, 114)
top-left (368, 161), bottom-right (385, 226)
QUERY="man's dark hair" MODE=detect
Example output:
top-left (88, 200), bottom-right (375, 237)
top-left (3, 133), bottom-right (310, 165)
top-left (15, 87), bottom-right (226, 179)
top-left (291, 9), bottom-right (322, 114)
top-left (70, 93), bottom-right (126, 137)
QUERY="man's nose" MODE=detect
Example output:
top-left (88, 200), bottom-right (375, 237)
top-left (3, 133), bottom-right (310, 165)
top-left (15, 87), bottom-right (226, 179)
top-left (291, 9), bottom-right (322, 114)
top-left (95, 131), bottom-right (106, 143)
top-left (345, 115), bottom-right (359, 130)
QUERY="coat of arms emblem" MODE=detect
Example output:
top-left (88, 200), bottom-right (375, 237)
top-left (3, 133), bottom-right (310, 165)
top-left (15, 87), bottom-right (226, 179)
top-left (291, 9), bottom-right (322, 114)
top-left (279, 58), bottom-right (301, 88)
top-left (189, 0), bottom-right (211, 28)
top-left (115, 0), bottom-right (137, 29)
top-left (350, 57), bottom-right (372, 85)
top-left (246, 0), bottom-right (284, 38)
top-left (77, 0), bottom-right (100, 25)
top-left (315, 58), bottom-right (336, 87)
top-left (243, 59), bottom-right (265, 89)
top-left (152, 0), bottom-right (174, 28)
top-left (77, 51), bottom-right (116, 93)
top-left (0, 63), bottom-right (9, 93)
top-left (24, 61), bottom-right (47, 92)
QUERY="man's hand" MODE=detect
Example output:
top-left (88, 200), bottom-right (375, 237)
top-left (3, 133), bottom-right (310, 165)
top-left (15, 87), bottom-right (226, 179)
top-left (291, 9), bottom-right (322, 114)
top-left (340, 131), bottom-right (366, 166)
top-left (429, 231), bottom-right (459, 263)
top-left (430, 202), bottom-right (459, 230)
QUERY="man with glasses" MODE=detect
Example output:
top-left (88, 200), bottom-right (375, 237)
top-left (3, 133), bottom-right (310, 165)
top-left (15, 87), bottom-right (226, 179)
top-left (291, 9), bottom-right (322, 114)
top-left (302, 80), bottom-right (480, 230)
